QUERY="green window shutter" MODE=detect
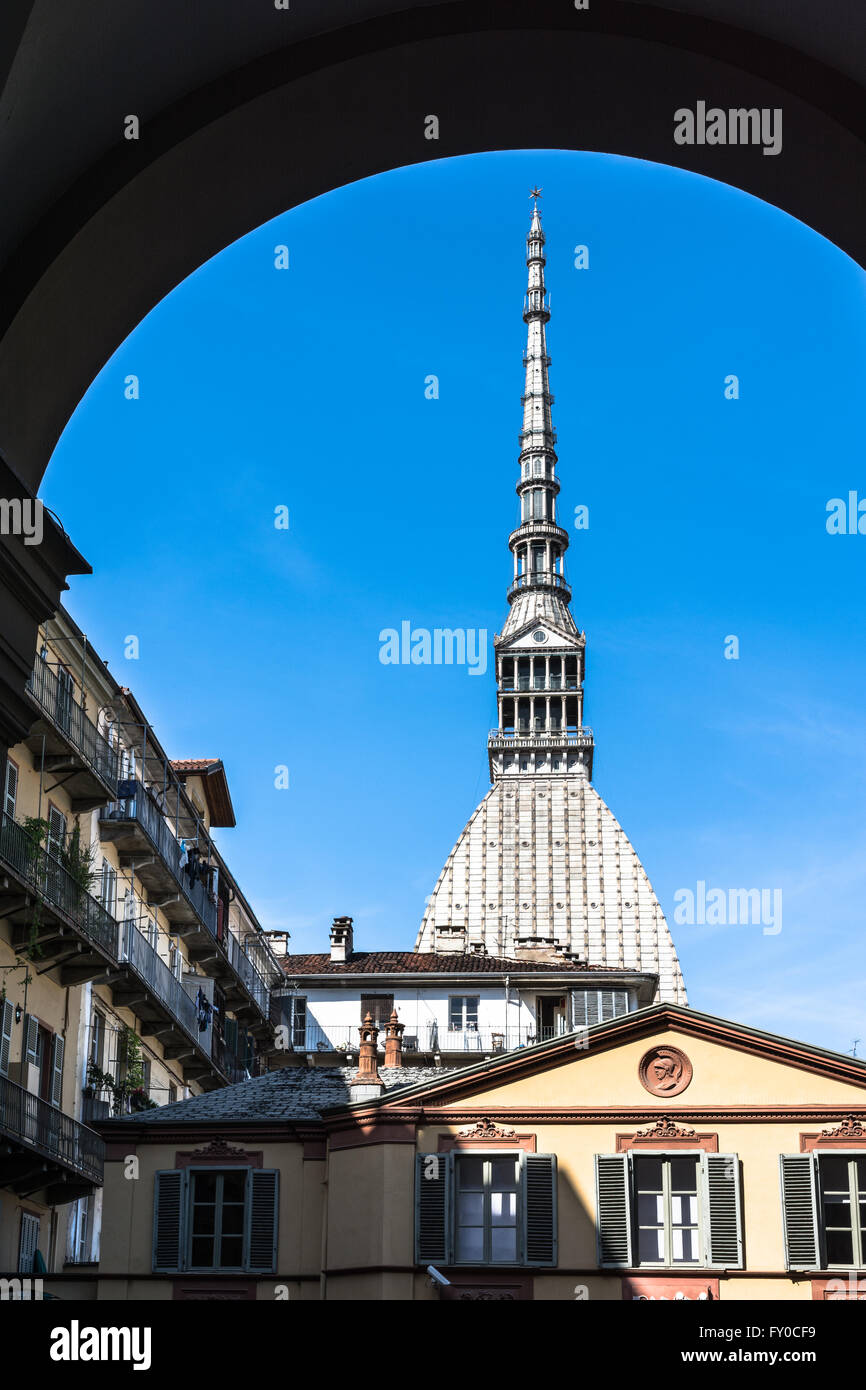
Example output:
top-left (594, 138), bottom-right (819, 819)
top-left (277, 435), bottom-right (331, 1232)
top-left (415, 1152), bottom-right (452, 1264)
top-left (780, 1154), bottom-right (820, 1270)
top-left (595, 1153), bottom-right (633, 1267)
top-left (522, 1152), bottom-right (557, 1266)
top-left (247, 1168), bottom-right (279, 1272)
top-left (23, 1014), bottom-right (39, 1067)
top-left (152, 1169), bottom-right (187, 1272)
top-left (702, 1154), bottom-right (743, 1268)
top-left (50, 1034), bottom-right (65, 1109)
top-left (0, 998), bottom-right (13, 1077)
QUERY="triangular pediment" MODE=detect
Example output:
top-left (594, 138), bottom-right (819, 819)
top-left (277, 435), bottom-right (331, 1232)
top-left (337, 1006), bottom-right (866, 1119)
top-left (497, 619), bottom-right (581, 652)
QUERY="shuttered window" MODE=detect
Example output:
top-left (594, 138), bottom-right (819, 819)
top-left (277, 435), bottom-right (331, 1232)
top-left (152, 1166), bottom-right (279, 1274)
top-left (780, 1152), bottom-right (866, 1271)
top-left (360, 994), bottom-right (394, 1025)
top-left (570, 990), bottom-right (631, 1027)
top-left (50, 1033), bottom-right (65, 1108)
top-left (596, 1152), bottom-right (743, 1269)
top-left (23, 1014), bottom-right (39, 1068)
top-left (0, 998), bottom-right (13, 1077)
top-left (3, 758), bottom-right (18, 820)
top-left (18, 1211), bottom-right (41, 1274)
top-left (414, 1151), bottom-right (557, 1268)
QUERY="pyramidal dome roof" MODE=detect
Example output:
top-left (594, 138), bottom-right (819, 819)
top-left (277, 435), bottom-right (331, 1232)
top-left (416, 776), bottom-right (687, 1005)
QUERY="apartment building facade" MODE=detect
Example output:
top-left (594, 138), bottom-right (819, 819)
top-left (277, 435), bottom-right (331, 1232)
top-left (271, 917), bottom-right (658, 1066)
top-left (0, 606), bottom-right (282, 1276)
top-left (80, 1002), bottom-right (866, 1301)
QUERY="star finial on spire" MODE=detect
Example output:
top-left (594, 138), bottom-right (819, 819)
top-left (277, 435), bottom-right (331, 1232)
top-left (529, 186), bottom-right (542, 205)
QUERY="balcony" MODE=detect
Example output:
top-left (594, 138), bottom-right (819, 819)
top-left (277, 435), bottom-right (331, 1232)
top-left (488, 728), bottom-right (594, 749)
top-left (0, 813), bottom-right (119, 984)
top-left (98, 788), bottom-right (272, 1026)
top-left (99, 784), bottom-right (216, 933)
top-left (0, 1073), bottom-right (104, 1201)
top-left (24, 659), bottom-right (118, 809)
top-left (211, 1034), bottom-right (266, 1085)
top-left (277, 1022), bottom-right (550, 1056)
top-left (507, 571), bottom-right (571, 603)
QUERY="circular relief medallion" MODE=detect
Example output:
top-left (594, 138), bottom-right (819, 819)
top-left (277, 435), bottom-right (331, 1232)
top-left (638, 1045), bottom-right (693, 1097)
top-left (532, 629), bottom-right (547, 643)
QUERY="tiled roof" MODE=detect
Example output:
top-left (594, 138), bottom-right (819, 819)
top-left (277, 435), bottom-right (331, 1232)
top-left (99, 1066), bottom-right (446, 1125)
top-left (169, 758), bottom-right (235, 827)
top-left (279, 951), bottom-right (635, 976)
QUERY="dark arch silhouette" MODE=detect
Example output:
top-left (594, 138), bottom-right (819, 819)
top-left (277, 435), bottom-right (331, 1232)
top-left (0, 0), bottom-right (863, 742)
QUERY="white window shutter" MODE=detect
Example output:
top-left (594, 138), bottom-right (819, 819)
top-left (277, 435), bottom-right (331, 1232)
top-left (23, 1014), bottom-right (39, 1067)
top-left (415, 1152), bottom-right (452, 1264)
top-left (595, 1153), bottom-right (633, 1266)
top-left (522, 1152), bottom-right (558, 1266)
top-left (780, 1154), bottom-right (820, 1270)
top-left (0, 998), bottom-right (13, 1077)
top-left (50, 1034), bottom-right (65, 1108)
top-left (152, 1169), bottom-right (188, 1272)
top-left (702, 1153), bottom-right (743, 1268)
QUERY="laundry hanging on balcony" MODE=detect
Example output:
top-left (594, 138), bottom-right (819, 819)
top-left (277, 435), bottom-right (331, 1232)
top-left (195, 988), bottom-right (211, 1032)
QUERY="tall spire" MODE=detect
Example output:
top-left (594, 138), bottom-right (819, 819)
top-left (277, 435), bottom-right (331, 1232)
top-left (486, 191), bottom-right (594, 783)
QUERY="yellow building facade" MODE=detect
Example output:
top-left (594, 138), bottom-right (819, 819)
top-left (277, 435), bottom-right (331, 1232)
top-left (0, 607), bottom-right (281, 1278)
top-left (71, 1004), bottom-right (866, 1302)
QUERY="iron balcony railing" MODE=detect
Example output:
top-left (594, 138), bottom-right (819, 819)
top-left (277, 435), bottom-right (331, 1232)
top-left (211, 1034), bottom-right (265, 1085)
top-left (100, 786), bottom-right (217, 933)
top-left (0, 1072), bottom-right (104, 1184)
top-left (225, 931), bottom-right (269, 1015)
top-left (26, 659), bottom-right (119, 793)
top-left (285, 1022), bottom-right (557, 1055)
top-left (118, 919), bottom-right (200, 1045)
top-left (0, 813), bottom-right (119, 960)
top-left (100, 791), bottom-right (272, 1017)
top-left (507, 571), bottom-right (571, 602)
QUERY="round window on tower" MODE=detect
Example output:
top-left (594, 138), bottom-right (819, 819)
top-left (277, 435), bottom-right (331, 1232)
top-left (532, 630), bottom-right (547, 643)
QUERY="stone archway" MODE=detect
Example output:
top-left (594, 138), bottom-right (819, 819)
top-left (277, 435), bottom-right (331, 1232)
top-left (1, 0), bottom-right (864, 742)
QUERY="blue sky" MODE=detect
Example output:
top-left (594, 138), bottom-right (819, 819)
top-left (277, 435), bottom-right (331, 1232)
top-left (44, 150), bottom-right (866, 1053)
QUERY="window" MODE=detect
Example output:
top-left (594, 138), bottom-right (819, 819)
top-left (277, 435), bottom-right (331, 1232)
top-left (3, 757), bottom-right (17, 820)
top-left (47, 804), bottom-right (66, 859)
top-left (100, 861), bottom-right (117, 914)
top-left (90, 1011), bottom-right (105, 1070)
top-left (18, 1211), bottom-right (41, 1274)
top-left (596, 1152), bottom-right (742, 1269)
top-left (449, 996), bottom-right (479, 1032)
top-left (68, 1195), bottom-right (92, 1264)
top-left (415, 1151), bottom-right (557, 1267)
top-left (634, 1155), bottom-right (700, 1264)
top-left (781, 1152), bottom-right (866, 1270)
top-left (152, 1167), bottom-right (279, 1274)
top-left (456, 1155), bottom-right (520, 1263)
top-left (360, 994), bottom-right (394, 1026)
top-left (0, 998), bottom-right (13, 1077)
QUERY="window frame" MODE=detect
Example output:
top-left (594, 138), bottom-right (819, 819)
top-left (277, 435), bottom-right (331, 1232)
top-left (632, 1150), bottom-right (703, 1268)
top-left (816, 1151), bottom-right (866, 1269)
top-left (448, 995), bottom-right (480, 1033)
top-left (186, 1166), bottom-right (249, 1273)
top-left (453, 1150), bottom-right (523, 1266)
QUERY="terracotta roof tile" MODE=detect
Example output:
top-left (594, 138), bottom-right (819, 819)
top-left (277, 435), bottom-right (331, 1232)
top-left (280, 951), bottom-right (633, 976)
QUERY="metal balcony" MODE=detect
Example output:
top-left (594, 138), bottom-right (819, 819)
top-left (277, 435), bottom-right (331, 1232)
top-left (0, 813), bottom-right (119, 984)
top-left (277, 1022), bottom-right (555, 1055)
top-left (488, 729), bottom-right (594, 748)
top-left (24, 659), bottom-right (118, 809)
top-left (0, 1073), bottom-right (104, 1200)
top-left (507, 571), bottom-right (571, 603)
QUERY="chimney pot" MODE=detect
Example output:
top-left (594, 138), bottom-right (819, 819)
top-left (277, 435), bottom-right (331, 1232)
top-left (330, 915), bottom-right (354, 963)
top-left (350, 1011), bottom-right (383, 1099)
top-left (383, 1008), bottom-right (405, 1069)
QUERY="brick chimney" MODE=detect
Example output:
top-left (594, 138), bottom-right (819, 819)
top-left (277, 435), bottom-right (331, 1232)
top-left (383, 1008), bottom-right (404, 1068)
top-left (330, 915), bottom-right (353, 963)
top-left (350, 1012), bottom-right (384, 1101)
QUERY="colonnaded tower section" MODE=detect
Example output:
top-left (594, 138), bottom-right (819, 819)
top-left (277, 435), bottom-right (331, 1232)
top-left (415, 194), bottom-right (687, 1005)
